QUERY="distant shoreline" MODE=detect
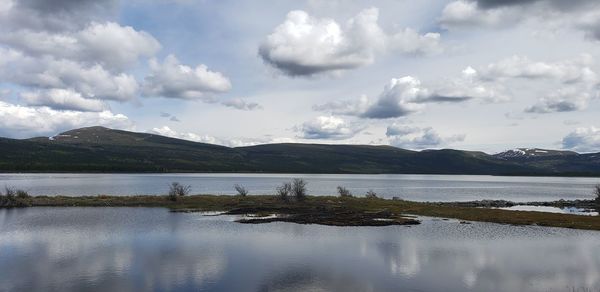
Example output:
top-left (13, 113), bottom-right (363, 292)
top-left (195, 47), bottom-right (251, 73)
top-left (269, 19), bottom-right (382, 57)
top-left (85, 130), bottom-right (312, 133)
top-left (2, 171), bottom-right (600, 178)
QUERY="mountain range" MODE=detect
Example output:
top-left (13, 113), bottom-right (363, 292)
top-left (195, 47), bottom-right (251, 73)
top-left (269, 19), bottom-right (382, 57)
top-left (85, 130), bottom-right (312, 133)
top-left (1, 126), bottom-right (599, 176)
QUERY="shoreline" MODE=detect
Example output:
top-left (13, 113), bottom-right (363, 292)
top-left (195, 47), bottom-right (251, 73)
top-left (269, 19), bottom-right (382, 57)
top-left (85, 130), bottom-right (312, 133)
top-left (3, 194), bottom-right (600, 230)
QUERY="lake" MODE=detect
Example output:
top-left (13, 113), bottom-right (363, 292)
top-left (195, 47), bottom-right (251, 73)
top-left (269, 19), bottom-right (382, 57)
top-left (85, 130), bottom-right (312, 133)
top-left (1, 173), bottom-right (598, 202)
top-left (0, 207), bottom-right (599, 292)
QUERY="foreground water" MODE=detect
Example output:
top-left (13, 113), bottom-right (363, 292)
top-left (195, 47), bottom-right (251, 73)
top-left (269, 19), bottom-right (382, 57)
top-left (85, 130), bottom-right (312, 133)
top-left (0, 207), bottom-right (598, 292)
top-left (1, 173), bottom-right (599, 202)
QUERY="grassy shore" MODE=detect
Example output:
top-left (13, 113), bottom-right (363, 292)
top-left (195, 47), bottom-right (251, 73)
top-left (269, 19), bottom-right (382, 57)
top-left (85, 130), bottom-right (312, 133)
top-left (6, 194), bottom-right (599, 230)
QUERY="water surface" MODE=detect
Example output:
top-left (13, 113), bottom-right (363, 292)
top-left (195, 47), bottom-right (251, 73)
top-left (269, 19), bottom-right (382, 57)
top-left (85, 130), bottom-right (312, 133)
top-left (1, 173), bottom-right (598, 202)
top-left (0, 207), bottom-right (599, 292)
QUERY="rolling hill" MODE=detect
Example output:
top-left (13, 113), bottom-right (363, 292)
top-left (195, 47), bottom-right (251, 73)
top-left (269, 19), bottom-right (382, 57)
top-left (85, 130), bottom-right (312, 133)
top-left (1, 126), bottom-right (599, 176)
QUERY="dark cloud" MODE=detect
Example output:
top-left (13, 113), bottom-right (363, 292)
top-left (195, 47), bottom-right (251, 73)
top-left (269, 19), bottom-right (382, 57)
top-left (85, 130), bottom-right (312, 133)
top-left (18, 0), bottom-right (116, 15)
top-left (6, 0), bottom-right (118, 32)
top-left (221, 98), bottom-right (263, 111)
top-left (474, 0), bottom-right (594, 9)
top-left (414, 94), bottom-right (472, 103)
top-left (525, 100), bottom-right (581, 113)
top-left (360, 103), bottom-right (417, 119)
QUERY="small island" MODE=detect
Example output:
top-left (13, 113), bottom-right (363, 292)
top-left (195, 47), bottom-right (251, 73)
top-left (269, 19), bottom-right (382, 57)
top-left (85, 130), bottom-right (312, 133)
top-left (3, 181), bottom-right (600, 230)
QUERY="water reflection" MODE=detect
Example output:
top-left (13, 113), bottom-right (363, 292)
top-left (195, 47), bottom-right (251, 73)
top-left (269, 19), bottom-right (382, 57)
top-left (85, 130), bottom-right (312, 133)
top-left (0, 208), bottom-right (599, 291)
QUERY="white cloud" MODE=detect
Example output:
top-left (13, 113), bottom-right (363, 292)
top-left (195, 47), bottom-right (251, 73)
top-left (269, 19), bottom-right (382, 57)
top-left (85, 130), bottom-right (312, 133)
top-left (20, 89), bottom-right (107, 112)
top-left (0, 100), bottom-right (132, 138)
top-left (143, 55), bottom-right (232, 99)
top-left (562, 126), bottom-right (600, 152)
top-left (359, 77), bottom-right (428, 119)
top-left (0, 22), bottom-right (160, 71)
top-left (439, 0), bottom-right (519, 29)
top-left (314, 70), bottom-right (505, 119)
top-left (259, 8), bottom-right (441, 76)
top-left (479, 55), bottom-right (597, 84)
top-left (150, 126), bottom-right (221, 144)
top-left (150, 126), bottom-right (295, 147)
top-left (386, 123), bottom-right (466, 150)
top-left (525, 88), bottom-right (590, 113)
top-left (0, 48), bottom-right (139, 102)
top-left (297, 116), bottom-right (362, 139)
top-left (221, 98), bottom-right (263, 111)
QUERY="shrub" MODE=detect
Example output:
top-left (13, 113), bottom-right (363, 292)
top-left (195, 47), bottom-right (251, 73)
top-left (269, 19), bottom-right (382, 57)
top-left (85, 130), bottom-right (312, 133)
top-left (16, 189), bottom-right (30, 199)
top-left (0, 187), bottom-right (30, 208)
top-left (365, 189), bottom-right (378, 199)
top-left (276, 182), bottom-right (292, 201)
top-left (337, 186), bottom-right (352, 197)
top-left (234, 184), bottom-right (249, 196)
top-left (292, 178), bottom-right (307, 201)
top-left (168, 182), bottom-right (191, 201)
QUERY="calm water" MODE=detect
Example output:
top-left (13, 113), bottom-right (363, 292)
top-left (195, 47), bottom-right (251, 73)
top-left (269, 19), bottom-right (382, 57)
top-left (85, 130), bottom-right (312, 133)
top-left (1, 173), bottom-right (599, 202)
top-left (0, 207), bottom-right (599, 292)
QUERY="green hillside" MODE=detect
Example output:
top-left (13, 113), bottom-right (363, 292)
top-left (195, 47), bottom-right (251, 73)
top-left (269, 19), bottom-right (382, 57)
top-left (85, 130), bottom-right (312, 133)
top-left (0, 126), bottom-right (598, 176)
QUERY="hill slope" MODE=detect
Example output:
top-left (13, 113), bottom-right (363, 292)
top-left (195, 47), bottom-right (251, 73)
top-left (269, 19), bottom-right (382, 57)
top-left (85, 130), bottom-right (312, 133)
top-left (0, 126), bottom-right (598, 175)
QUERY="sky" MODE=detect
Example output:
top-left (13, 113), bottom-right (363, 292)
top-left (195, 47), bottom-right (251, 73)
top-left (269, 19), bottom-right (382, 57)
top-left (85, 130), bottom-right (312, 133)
top-left (1, 0), bottom-right (600, 153)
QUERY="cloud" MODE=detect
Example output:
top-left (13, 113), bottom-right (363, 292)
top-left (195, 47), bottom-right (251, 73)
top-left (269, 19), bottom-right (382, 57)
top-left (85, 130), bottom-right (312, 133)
top-left (0, 0), bottom-right (118, 32)
top-left (472, 0), bottom-right (595, 10)
top-left (439, 0), bottom-right (600, 41)
top-left (159, 112), bottom-right (181, 122)
top-left (562, 126), bottom-right (600, 152)
top-left (386, 123), bottom-right (466, 149)
top-left (221, 98), bottom-right (263, 111)
top-left (20, 89), bottom-right (107, 112)
top-left (439, 0), bottom-right (516, 28)
top-left (150, 126), bottom-right (294, 147)
top-left (359, 77), bottom-right (429, 119)
top-left (0, 49), bottom-right (139, 102)
top-left (259, 8), bottom-right (441, 76)
top-left (0, 100), bottom-right (132, 139)
top-left (142, 55), bottom-right (232, 99)
top-left (315, 69), bottom-right (505, 119)
top-left (479, 55), bottom-right (597, 84)
top-left (524, 88), bottom-right (590, 113)
top-left (0, 22), bottom-right (161, 71)
top-left (297, 116), bottom-right (362, 139)
top-left (150, 126), bottom-right (221, 144)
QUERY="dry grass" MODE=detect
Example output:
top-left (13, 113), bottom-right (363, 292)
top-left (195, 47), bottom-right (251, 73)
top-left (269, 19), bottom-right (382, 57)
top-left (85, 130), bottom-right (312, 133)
top-left (13, 194), bottom-right (600, 230)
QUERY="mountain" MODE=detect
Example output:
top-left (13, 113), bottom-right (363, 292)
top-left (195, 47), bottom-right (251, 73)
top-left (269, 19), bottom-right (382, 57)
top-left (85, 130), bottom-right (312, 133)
top-left (494, 148), bottom-right (578, 159)
top-left (0, 126), bottom-right (599, 176)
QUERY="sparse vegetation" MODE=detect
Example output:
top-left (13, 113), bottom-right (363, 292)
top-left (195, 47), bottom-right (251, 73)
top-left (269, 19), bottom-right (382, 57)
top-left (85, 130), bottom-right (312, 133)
top-left (276, 182), bottom-right (291, 201)
top-left (0, 187), bottom-right (30, 207)
top-left (234, 184), bottom-right (248, 196)
top-left (292, 178), bottom-right (307, 201)
top-left (168, 182), bottom-right (191, 201)
top-left (337, 186), bottom-right (352, 197)
top-left (1, 193), bottom-right (600, 229)
top-left (365, 189), bottom-right (378, 199)
top-left (594, 184), bottom-right (600, 208)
